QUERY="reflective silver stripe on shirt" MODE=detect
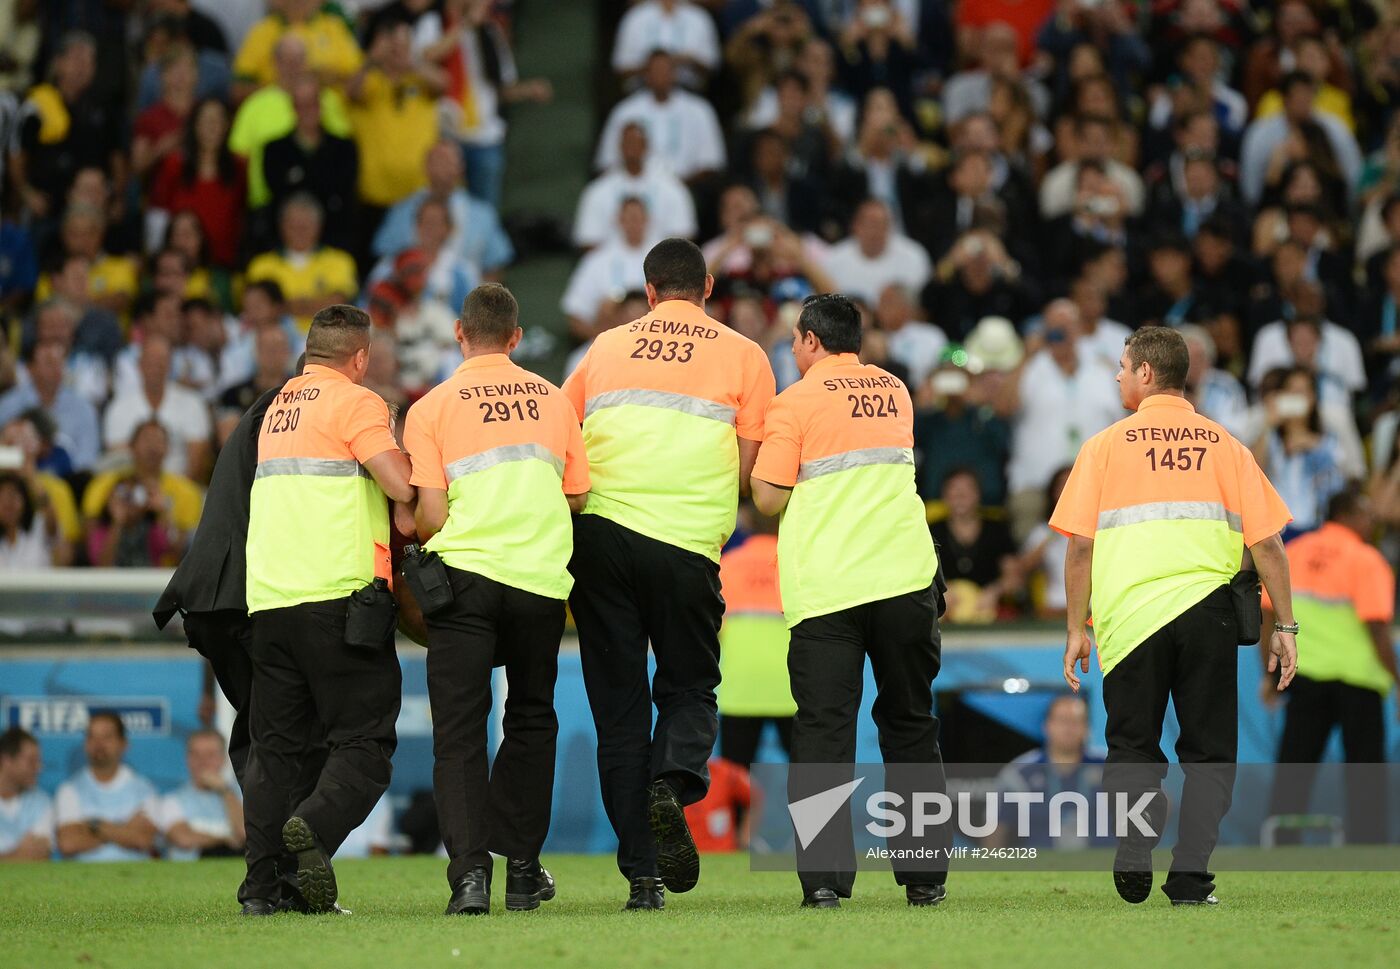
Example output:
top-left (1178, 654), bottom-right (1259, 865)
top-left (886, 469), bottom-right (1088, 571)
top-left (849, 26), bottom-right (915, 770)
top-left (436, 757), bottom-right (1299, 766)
top-left (584, 388), bottom-right (736, 425)
top-left (255, 457), bottom-right (369, 479)
top-left (445, 442), bottom-right (565, 482)
top-left (1096, 501), bottom-right (1243, 533)
top-left (796, 446), bottom-right (913, 484)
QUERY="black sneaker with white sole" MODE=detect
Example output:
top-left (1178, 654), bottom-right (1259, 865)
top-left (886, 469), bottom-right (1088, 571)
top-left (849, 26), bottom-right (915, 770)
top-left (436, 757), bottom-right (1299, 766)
top-left (647, 779), bottom-right (699, 894)
top-left (281, 816), bottom-right (338, 914)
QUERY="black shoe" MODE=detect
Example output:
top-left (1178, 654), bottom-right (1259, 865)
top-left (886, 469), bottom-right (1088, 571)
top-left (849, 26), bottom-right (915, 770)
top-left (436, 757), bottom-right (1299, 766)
top-left (446, 866), bottom-right (492, 916)
top-left (624, 876), bottom-right (665, 911)
top-left (647, 779), bottom-right (699, 894)
top-left (1112, 839), bottom-right (1154, 905)
top-left (906, 884), bottom-right (946, 907)
top-left (801, 888), bottom-right (841, 909)
top-left (1171, 894), bottom-right (1220, 907)
top-left (240, 898), bottom-right (277, 917)
top-left (281, 817), bottom-right (337, 913)
top-left (278, 891), bottom-right (353, 916)
top-left (505, 858), bottom-right (556, 912)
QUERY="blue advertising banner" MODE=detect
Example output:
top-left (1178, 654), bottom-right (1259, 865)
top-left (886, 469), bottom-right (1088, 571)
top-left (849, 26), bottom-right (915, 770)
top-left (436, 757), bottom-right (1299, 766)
top-left (2, 643), bottom-right (1392, 854)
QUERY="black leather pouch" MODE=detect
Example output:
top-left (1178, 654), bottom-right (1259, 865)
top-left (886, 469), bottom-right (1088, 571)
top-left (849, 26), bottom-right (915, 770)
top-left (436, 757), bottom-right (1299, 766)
top-left (400, 546), bottom-right (454, 617)
top-left (1229, 569), bottom-right (1263, 645)
top-left (346, 580), bottom-right (397, 649)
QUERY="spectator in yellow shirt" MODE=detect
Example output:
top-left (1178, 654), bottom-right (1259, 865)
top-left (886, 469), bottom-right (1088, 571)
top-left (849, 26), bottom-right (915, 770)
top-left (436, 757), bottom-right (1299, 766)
top-left (233, 0), bottom-right (363, 99)
top-left (245, 193), bottom-right (358, 331)
top-left (347, 19), bottom-right (444, 213)
top-left (82, 420), bottom-right (203, 568)
top-left (228, 34), bottom-right (353, 209)
top-left (34, 206), bottom-right (139, 319)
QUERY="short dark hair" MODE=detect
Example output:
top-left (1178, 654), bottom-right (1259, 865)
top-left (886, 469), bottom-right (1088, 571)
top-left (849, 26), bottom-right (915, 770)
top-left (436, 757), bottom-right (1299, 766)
top-left (643, 238), bottom-right (708, 301)
top-left (306, 304), bottom-right (372, 364)
top-left (460, 283), bottom-right (519, 349)
top-left (797, 293), bottom-right (862, 354)
top-left (0, 727), bottom-right (37, 761)
top-left (1326, 483), bottom-right (1368, 523)
top-left (1124, 326), bottom-right (1189, 390)
top-left (245, 279), bottom-right (286, 306)
top-left (0, 472), bottom-right (35, 534)
top-left (88, 711), bottom-right (127, 741)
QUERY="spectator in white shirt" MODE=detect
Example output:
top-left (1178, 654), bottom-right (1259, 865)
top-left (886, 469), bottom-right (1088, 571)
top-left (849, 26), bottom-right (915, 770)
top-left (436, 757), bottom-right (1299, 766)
top-left (1179, 324), bottom-right (1251, 443)
top-left (160, 729), bottom-right (244, 861)
top-left (562, 196), bottom-right (652, 343)
top-left (1239, 71), bottom-right (1362, 209)
top-left (1067, 274), bottom-right (1132, 376)
top-left (744, 37), bottom-right (857, 147)
top-left (595, 49), bottom-right (726, 182)
top-left (102, 333), bottom-right (213, 480)
top-left (1038, 115), bottom-right (1145, 220)
top-left (611, 0), bottom-right (720, 89)
top-left (574, 122), bottom-right (696, 248)
top-left (54, 713), bottom-right (159, 862)
top-left (997, 299), bottom-right (1123, 541)
top-left (825, 198), bottom-right (932, 305)
top-left (0, 727), bottom-right (53, 861)
top-left (1248, 312), bottom-right (1366, 411)
top-left (874, 284), bottom-right (946, 391)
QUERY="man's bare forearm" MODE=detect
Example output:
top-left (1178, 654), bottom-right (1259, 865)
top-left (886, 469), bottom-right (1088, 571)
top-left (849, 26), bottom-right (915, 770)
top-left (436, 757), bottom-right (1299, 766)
top-left (1249, 533), bottom-right (1295, 626)
top-left (1064, 535), bottom-right (1094, 632)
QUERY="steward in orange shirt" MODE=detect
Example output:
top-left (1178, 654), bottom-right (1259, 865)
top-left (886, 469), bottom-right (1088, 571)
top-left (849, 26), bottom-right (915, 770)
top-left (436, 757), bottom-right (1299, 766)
top-left (403, 284), bottom-right (589, 916)
top-left (241, 305), bottom-right (416, 916)
top-left (1050, 327), bottom-right (1297, 908)
top-left (561, 238), bottom-right (776, 910)
top-left (751, 294), bottom-right (946, 910)
top-left (1264, 486), bottom-right (1398, 845)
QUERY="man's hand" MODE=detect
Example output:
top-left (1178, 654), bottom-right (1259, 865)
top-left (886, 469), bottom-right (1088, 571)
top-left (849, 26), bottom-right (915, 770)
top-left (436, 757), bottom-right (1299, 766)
top-left (1064, 626), bottom-right (1092, 691)
top-left (1267, 630), bottom-right (1298, 690)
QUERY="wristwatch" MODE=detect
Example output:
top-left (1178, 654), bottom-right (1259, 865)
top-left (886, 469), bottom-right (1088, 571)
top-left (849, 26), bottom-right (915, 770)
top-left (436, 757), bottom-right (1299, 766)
top-left (1274, 621), bottom-right (1300, 634)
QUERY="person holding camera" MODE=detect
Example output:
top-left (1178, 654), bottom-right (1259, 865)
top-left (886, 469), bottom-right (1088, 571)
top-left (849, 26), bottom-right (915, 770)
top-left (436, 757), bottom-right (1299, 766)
top-left (82, 420), bottom-right (202, 568)
top-left (401, 284), bottom-right (589, 916)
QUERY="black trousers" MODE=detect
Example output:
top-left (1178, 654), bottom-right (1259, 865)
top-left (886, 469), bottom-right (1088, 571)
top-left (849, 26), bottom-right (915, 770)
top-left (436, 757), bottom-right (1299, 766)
top-left (719, 714), bottom-right (794, 769)
top-left (426, 567), bottom-right (564, 884)
top-left (1268, 675), bottom-right (1388, 844)
top-left (569, 514), bottom-right (724, 880)
top-left (242, 598), bottom-right (402, 900)
top-left (184, 610), bottom-right (254, 787)
top-left (787, 584), bottom-right (947, 898)
top-left (1101, 586), bottom-right (1237, 900)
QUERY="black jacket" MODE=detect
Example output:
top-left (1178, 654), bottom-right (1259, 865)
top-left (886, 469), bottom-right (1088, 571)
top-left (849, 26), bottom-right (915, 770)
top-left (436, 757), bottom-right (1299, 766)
top-left (153, 384), bottom-right (283, 628)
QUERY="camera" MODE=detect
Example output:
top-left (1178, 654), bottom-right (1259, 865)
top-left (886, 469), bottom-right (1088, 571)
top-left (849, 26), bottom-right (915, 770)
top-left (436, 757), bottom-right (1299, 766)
top-left (861, 4), bottom-right (892, 29)
top-left (744, 222), bottom-right (775, 249)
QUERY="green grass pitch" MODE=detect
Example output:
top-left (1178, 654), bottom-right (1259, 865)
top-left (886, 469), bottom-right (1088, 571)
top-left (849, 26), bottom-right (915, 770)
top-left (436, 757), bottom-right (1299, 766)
top-left (2, 854), bottom-right (1395, 969)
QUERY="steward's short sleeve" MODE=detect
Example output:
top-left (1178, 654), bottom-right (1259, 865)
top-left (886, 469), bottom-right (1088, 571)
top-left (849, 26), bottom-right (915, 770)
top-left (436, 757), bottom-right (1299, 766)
top-left (561, 406), bottom-right (590, 495)
top-left (344, 389), bottom-right (399, 466)
top-left (1234, 441), bottom-right (1293, 547)
top-left (735, 341), bottom-right (777, 441)
top-left (560, 350), bottom-right (588, 422)
top-left (752, 393), bottom-right (802, 488)
top-left (403, 398), bottom-right (446, 491)
top-left (1353, 546), bottom-right (1396, 624)
top-left (1049, 434), bottom-right (1108, 539)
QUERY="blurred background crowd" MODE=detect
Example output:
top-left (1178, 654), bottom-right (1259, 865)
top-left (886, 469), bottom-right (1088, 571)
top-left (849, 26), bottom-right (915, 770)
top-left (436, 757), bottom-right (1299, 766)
top-left (2, 0), bottom-right (1400, 623)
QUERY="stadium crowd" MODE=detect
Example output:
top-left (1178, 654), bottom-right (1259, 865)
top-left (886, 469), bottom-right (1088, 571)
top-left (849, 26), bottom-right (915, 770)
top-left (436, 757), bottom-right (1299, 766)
top-left (0, 0), bottom-right (1399, 625)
